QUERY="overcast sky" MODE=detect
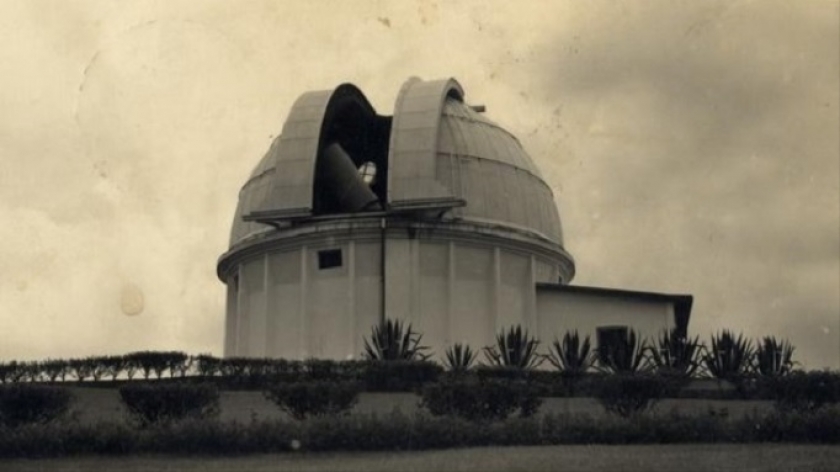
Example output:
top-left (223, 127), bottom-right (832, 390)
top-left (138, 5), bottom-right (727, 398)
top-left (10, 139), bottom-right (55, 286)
top-left (1, 1), bottom-right (838, 368)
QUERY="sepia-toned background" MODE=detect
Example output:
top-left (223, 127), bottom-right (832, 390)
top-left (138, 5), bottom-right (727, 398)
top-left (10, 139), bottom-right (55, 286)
top-left (1, 0), bottom-right (837, 368)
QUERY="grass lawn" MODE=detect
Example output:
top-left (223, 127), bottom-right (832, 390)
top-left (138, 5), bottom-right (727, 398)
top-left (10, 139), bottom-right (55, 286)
top-left (2, 444), bottom-right (839, 472)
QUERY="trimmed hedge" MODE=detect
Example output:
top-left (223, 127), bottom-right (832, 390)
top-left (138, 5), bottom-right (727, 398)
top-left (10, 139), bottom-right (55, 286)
top-left (592, 373), bottom-right (672, 417)
top-left (0, 384), bottom-right (73, 427)
top-left (421, 375), bottom-right (542, 421)
top-left (764, 370), bottom-right (840, 412)
top-left (264, 380), bottom-right (361, 420)
top-left (118, 382), bottom-right (220, 426)
top-left (1, 409), bottom-right (839, 457)
top-left (3, 352), bottom-right (839, 405)
top-left (361, 360), bottom-right (442, 392)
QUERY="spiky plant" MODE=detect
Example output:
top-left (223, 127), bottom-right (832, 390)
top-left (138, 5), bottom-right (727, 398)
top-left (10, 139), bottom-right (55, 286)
top-left (362, 319), bottom-right (430, 361)
top-left (703, 330), bottom-right (754, 381)
top-left (647, 329), bottom-right (705, 378)
top-left (546, 331), bottom-right (594, 376)
top-left (755, 336), bottom-right (795, 377)
top-left (483, 325), bottom-right (543, 370)
top-left (443, 343), bottom-right (477, 372)
top-left (596, 329), bottom-right (650, 374)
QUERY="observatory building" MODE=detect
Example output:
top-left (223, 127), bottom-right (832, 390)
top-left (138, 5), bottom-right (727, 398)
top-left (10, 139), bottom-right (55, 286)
top-left (218, 77), bottom-right (692, 359)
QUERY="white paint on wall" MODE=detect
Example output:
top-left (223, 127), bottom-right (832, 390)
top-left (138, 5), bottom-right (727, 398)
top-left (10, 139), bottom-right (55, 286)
top-left (536, 289), bottom-right (675, 346)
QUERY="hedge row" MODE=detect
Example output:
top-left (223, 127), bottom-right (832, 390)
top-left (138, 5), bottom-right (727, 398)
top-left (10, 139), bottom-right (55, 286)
top-left (1, 408), bottom-right (839, 457)
top-left (3, 355), bottom-right (840, 402)
top-left (0, 352), bottom-right (194, 383)
top-left (0, 356), bottom-right (444, 392)
top-left (4, 371), bottom-right (839, 432)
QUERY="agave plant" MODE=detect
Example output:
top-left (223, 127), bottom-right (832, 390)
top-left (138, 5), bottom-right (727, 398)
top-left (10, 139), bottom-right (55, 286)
top-left (754, 336), bottom-right (795, 377)
top-left (703, 330), bottom-right (754, 381)
top-left (362, 318), bottom-right (430, 361)
top-left (546, 330), bottom-right (594, 376)
top-left (483, 325), bottom-right (543, 369)
top-left (443, 343), bottom-right (477, 372)
top-left (595, 328), bottom-right (650, 374)
top-left (647, 329), bottom-right (704, 378)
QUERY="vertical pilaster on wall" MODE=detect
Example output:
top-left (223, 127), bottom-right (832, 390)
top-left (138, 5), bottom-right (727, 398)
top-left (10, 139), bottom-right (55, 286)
top-left (527, 255), bottom-right (537, 333)
top-left (263, 253), bottom-right (273, 358)
top-left (347, 241), bottom-right (356, 359)
top-left (492, 247), bottom-right (502, 340)
top-left (410, 236), bottom-right (421, 325)
top-left (299, 246), bottom-right (308, 358)
top-left (225, 271), bottom-right (240, 357)
top-left (235, 266), bottom-right (246, 357)
top-left (446, 241), bottom-right (456, 346)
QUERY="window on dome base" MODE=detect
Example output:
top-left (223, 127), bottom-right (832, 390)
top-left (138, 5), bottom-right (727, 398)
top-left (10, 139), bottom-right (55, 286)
top-left (318, 249), bottom-right (343, 269)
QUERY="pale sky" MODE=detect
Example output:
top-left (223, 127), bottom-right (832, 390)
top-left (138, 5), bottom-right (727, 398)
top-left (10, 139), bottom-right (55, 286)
top-left (1, 1), bottom-right (838, 368)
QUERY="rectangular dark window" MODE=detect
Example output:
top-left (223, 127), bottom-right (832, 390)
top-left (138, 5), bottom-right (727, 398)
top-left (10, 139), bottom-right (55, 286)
top-left (318, 249), bottom-right (343, 269)
top-left (596, 325), bottom-right (629, 367)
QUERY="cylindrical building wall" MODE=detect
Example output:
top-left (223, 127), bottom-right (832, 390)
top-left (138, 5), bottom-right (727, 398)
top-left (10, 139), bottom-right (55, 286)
top-left (222, 220), bottom-right (564, 359)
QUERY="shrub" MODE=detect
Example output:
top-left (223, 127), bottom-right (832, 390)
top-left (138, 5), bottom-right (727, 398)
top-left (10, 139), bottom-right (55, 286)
top-left (703, 330), bottom-right (754, 381)
top-left (304, 359), bottom-right (363, 382)
top-left (67, 358), bottom-right (93, 383)
top-left (15, 362), bottom-right (42, 383)
top-left (122, 351), bottom-right (188, 380)
top-left (167, 352), bottom-right (192, 378)
top-left (474, 365), bottom-right (531, 382)
top-left (750, 408), bottom-right (840, 443)
top-left (420, 376), bottom-right (542, 421)
top-left (0, 361), bottom-right (26, 384)
top-left (122, 355), bottom-right (139, 380)
top-left (218, 357), bottom-right (254, 387)
top-left (546, 330), bottom-right (593, 375)
top-left (755, 336), bottom-right (795, 377)
top-left (483, 325), bottom-right (543, 369)
top-left (124, 352), bottom-right (160, 380)
top-left (268, 358), bottom-right (306, 383)
top-left (40, 359), bottom-right (70, 383)
top-left (0, 384), bottom-right (73, 427)
top-left (264, 380), bottom-right (361, 420)
top-left (647, 329), bottom-right (704, 378)
top-left (215, 357), bottom-right (301, 388)
top-left (361, 360), bottom-right (442, 392)
top-left (100, 355), bottom-right (127, 381)
top-left (89, 356), bottom-right (111, 382)
top-left (766, 370), bottom-right (840, 412)
top-left (592, 373), bottom-right (670, 417)
top-left (703, 331), bottom-right (756, 398)
top-left (363, 318), bottom-right (430, 361)
top-left (471, 366), bottom-right (577, 397)
top-left (443, 343), bottom-right (477, 372)
top-left (546, 331), bottom-right (594, 395)
top-left (195, 354), bottom-right (222, 378)
top-left (119, 382), bottom-right (219, 426)
top-left (5, 409), bottom-right (840, 457)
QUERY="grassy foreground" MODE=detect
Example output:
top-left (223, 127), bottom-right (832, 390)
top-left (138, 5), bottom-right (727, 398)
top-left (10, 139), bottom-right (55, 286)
top-left (2, 444), bottom-right (840, 472)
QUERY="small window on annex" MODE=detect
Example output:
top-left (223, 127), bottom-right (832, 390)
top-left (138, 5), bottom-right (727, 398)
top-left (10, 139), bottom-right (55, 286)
top-left (317, 249), bottom-right (343, 270)
top-left (596, 325), bottom-right (629, 368)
